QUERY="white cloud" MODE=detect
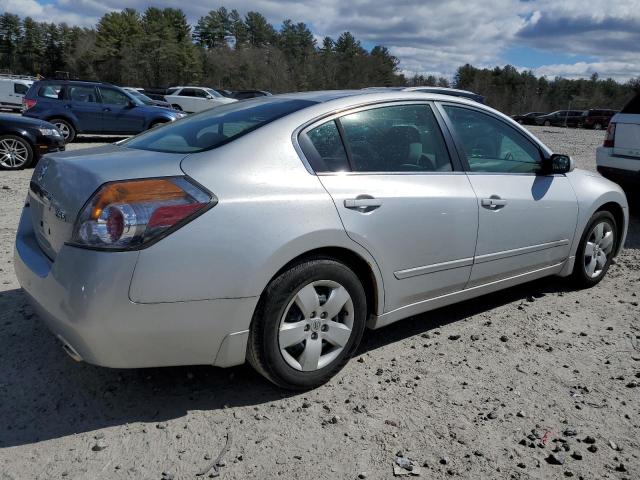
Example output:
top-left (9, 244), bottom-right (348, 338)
top-left (2, 0), bottom-right (640, 81)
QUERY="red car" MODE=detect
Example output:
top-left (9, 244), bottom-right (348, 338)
top-left (580, 109), bottom-right (617, 130)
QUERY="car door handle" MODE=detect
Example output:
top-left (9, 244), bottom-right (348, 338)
top-left (344, 197), bottom-right (382, 212)
top-left (481, 196), bottom-right (507, 210)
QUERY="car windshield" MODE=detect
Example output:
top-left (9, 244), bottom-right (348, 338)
top-left (122, 98), bottom-right (316, 153)
top-left (128, 89), bottom-right (155, 105)
top-left (205, 88), bottom-right (223, 98)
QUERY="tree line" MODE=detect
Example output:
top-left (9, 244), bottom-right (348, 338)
top-left (0, 8), bottom-right (638, 114)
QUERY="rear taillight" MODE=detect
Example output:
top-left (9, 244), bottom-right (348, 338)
top-left (603, 122), bottom-right (616, 148)
top-left (70, 177), bottom-right (214, 250)
top-left (23, 98), bottom-right (37, 110)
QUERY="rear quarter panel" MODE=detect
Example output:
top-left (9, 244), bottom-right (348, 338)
top-left (128, 118), bottom-right (385, 312)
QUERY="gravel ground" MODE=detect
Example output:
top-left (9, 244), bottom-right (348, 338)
top-left (0, 127), bottom-right (638, 480)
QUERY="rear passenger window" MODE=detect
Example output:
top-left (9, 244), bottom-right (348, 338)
top-left (339, 104), bottom-right (453, 172)
top-left (39, 84), bottom-right (64, 99)
top-left (303, 121), bottom-right (350, 172)
top-left (68, 86), bottom-right (97, 103)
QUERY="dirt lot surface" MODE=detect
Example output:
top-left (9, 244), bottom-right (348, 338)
top-left (0, 127), bottom-right (638, 480)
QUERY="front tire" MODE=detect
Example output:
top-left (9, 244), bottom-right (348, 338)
top-left (247, 258), bottom-right (367, 390)
top-left (572, 211), bottom-right (617, 287)
top-left (0, 135), bottom-right (34, 169)
top-left (50, 118), bottom-right (76, 142)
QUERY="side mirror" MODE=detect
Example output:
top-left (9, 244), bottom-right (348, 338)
top-left (542, 154), bottom-right (574, 174)
top-left (128, 101), bottom-right (137, 108)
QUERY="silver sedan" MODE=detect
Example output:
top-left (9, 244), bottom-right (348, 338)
top-left (15, 90), bottom-right (629, 389)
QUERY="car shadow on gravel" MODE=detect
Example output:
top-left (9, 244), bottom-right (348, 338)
top-left (0, 272), bottom-right (581, 449)
top-left (0, 288), bottom-right (288, 449)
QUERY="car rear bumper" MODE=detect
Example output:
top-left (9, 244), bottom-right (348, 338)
top-left (596, 146), bottom-right (640, 187)
top-left (14, 206), bottom-right (257, 369)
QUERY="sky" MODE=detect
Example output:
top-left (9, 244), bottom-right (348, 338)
top-left (2, 0), bottom-right (640, 82)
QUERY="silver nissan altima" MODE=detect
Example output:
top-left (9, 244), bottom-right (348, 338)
top-left (15, 90), bottom-right (628, 389)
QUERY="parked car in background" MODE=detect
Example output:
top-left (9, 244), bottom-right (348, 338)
top-left (214, 89), bottom-right (235, 98)
top-left (164, 86), bottom-right (237, 113)
top-left (231, 90), bottom-right (272, 100)
top-left (0, 114), bottom-right (64, 169)
top-left (22, 80), bottom-right (186, 142)
top-left (511, 112), bottom-right (546, 125)
top-left (0, 75), bottom-right (36, 112)
top-left (122, 87), bottom-right (172, 109)
top-left (580, 109), bottom-right (616, 130)
top-left (15, 91), bottom-right (628, 389)
top-left (535, 110), bottom-right (584, 127)
top-left (596, 93), bottom-right (640, 189)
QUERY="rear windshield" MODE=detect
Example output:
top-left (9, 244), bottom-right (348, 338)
top-left (123, 98), bottom-right (316, 153)
top-left (621, 94), bottom-right (640, 114)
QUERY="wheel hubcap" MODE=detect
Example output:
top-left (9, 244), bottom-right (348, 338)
top-left (584, 221), bottom-right (614, 278)
top-left (0, 138), bottom-right (28, 168)
top-left (55, 122), bottom-right (70, 139)
top-left (278, 280), bottom-right (354, 372)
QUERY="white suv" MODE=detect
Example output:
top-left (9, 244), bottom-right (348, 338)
top-left (164, 86), bottom-right (236, 113)
top-left (596, 93), bottom-right (640, 189)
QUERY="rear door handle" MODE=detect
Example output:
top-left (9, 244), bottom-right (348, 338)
top-left (344, 196), bottom-right (382, 212)
top-left (481, 196), bottom-right (507, 210)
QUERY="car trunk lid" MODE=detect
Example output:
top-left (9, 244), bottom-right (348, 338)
top-left (28, 144), bottom-right (187, 260)
top-left (613, 113), bottom-right (640, 159)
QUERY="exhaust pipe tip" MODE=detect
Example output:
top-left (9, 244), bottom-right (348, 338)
top-left (57, 335), bottom-right (83, 362)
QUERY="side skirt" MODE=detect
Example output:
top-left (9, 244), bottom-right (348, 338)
top-left (368, 260), bottom-right (566, 329)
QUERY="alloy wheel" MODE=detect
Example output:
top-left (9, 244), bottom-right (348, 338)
top-left (54, 121), bottom-right (71, 140)
top-left (278, 280), bottom-right (354, 372)
top-left (0, 138), bottom-right (30, 168)
top-left (583, 220), bottom-right (614, 278)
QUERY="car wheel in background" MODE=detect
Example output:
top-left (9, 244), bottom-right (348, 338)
top-left (594, 123), bottom-right (603, 130)
top-left (544, 120), bottom-right (551, 126)
top-left (0, 135), bottom-right (34, 170)
top-left (572, 211), bottom-right (617, 288)
top-left (247, 258), bottom-right (367, 390)
top-left (50, 118), bottom-right (76, 143)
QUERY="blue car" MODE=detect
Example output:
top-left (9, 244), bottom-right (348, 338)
top-left (22, 80), bottom-right (186, 142)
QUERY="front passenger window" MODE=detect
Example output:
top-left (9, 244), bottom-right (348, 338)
top-left (443, 105), bottom-right (542, 174)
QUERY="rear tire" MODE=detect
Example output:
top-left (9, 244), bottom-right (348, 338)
top-left (0, 135), bottom-right (34, 169)
top-left (544, 120), bottom-right (551, 126)
top-left (571, 211), bottom-right (617, 288)
top-left (247, 258), bottom-right (367, 390)
top-left (594, 123), bottom-right (603, 130)
top-left (50, 118), bottom-right (76, 143)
